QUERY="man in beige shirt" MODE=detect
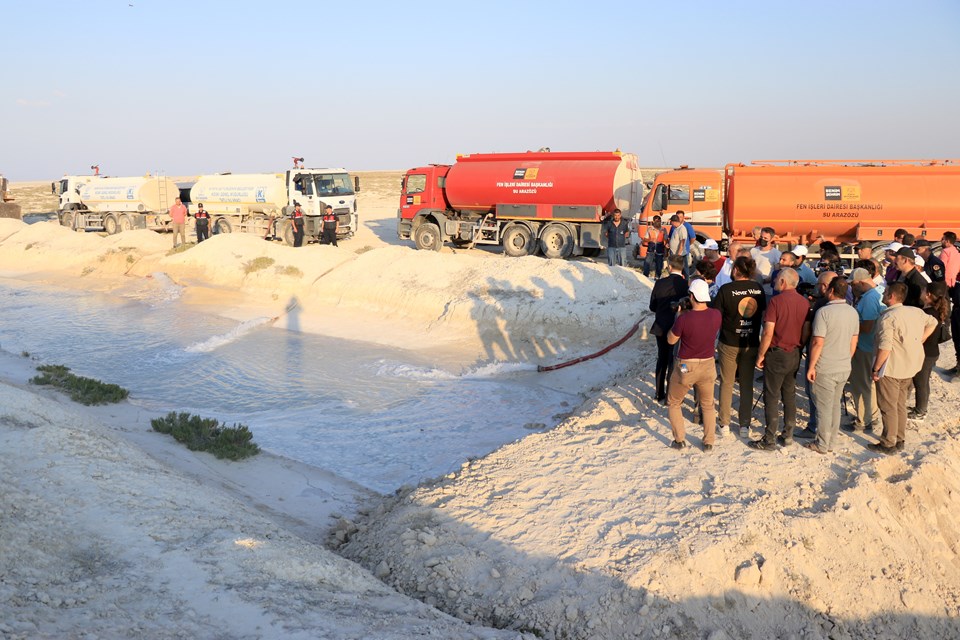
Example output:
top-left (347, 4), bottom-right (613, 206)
top-left (869, 282), bottom-right (938, 454)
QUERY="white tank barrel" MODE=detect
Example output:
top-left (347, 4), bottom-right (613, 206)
top-left (79, 177), bottom-right (180, 213)
top-left (190, 174), bottom-right (288, 216)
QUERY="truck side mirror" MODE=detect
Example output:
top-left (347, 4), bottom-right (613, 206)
top-left (652, 185), bottom-right (667, 211)
top-left (354, 176), bottom-right (361, 193)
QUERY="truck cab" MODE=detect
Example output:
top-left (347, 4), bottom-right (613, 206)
top-left (288, 168), bottom-right (360, 237)
top-left (640, 167), bottom-right (723, 242)
top-left (54, 175), bottom-right (101, 211)
top-left (396, 165), bottom-right (452, 240)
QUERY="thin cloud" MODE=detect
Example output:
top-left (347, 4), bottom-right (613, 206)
top-left (16, 98), bottom-right (51, 108)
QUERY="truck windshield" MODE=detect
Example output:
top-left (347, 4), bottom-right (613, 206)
top-left (405, 174), bottom-right (426, 194)
top-left (314, 173), bottom-right (354, 196)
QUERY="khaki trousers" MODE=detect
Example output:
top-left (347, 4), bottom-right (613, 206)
top-left (848, 348), bottom-right (880, 427)
top-left (876, 376), bottom-right (911, 448)
top-left (667, 357), bottom-right (717, 445)
top-left (717, 342), bottom-right (758, 428)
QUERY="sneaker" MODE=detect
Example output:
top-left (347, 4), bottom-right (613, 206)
top-left (804, 442), bottom-right (829, 455)
top-left (841, 421), bottom-right (865, 433)
top-left (703, 444), bottom-right (714, 452)
top-left (896, 441), bottom-right (905, 451)
top-left (669, 440), bottom-right (688, 450)
top-left (777, 435), bottom-right (794, 447)
top-left (747, 439), bottom-right (777, 451)
top-left (947, 366), bottom-right (959, 375)
top-left (908, 409), bottom-right (926, 422)
top-left (716, 425), bottom-right (728, 438)
top-left (793, 428), bottom-right (817, 440)
top-left (867, 442), bottom-right (897, 455)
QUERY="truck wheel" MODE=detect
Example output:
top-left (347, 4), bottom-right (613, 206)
top-left (540, 224), bottom-right (574, 259)
top-left (103, 214), bottom-right (118, 235)
top-left (414, 222), bottom-right (443, 251)
top-left (280, 220), bottom-right (295, 246)
top-left (60, 212), bottom-right (74, 228)
top-left (502, 224), bottom-right (536, 257)
top-left (214, 217), bottom-right (233, 234)
top-left (118, 214), bottom-right (133, 232)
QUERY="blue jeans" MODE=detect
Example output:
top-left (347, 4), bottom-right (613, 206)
top-left (643, 248), bottom-right (664, 278)
top-left (607, 246), bottom-right (627, 266)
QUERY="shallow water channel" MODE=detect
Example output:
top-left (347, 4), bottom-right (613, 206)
top-left (0, 276), bottom-right (625, 493)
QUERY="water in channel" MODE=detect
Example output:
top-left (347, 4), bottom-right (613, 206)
top-left (0, 276), bottom-right (623, 493)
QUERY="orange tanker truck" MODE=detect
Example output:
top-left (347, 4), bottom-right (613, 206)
top-left (640, 159), bottom-right (960, 252)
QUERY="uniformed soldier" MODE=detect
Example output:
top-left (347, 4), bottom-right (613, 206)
top-left (292, 202), bottom-right (305, 247)
top-left (320, 204), bottom-right (338, 246)
top-left (914, 239), bottom-right (945, 282)
top-left (194, 203), bottom-right (211, 242)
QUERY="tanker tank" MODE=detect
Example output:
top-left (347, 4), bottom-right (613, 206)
top-left (444, 151), bottom-right (643, 217)
top-left (78, 176), bottom-right (180, 213)
top-left (189, 174), bottom-right (288, 216)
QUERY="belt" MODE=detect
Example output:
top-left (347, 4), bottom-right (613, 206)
top-left (678, 357), bottom-right (715, 363)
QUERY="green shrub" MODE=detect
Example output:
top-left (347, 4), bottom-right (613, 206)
top-left (29, 364), bottom-right (129, 405)
top-left (274, 265), bottom-right (303, 277)
top-left (151, 411), bottom-right (260, 460)
top-left (166, 244), bottom-right (191, 256)
top-left (244, 256), bottom-right (275, 274)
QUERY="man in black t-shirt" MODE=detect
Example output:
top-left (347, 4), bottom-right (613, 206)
top-left (714, 255), bottom-right (766, 435)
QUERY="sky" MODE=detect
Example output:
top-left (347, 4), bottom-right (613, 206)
top-left (1, 0), bottom-right (958, 180)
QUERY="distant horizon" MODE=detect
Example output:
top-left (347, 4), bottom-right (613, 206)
top-left (3, 0), bottom-right (958, 181)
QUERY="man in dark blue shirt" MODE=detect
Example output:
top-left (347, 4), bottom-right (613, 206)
top-left (603, 209), bottom-right (630, 266)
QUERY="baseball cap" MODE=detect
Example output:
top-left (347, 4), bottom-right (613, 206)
top-left (855, 241), bottom-right (872, 250)
top-left (914, 238), bottom-right (931, 248)
top-left (703, 238), bottom-right (719, 251)
top-left (896, 247), bottom-right (916, 260)
top-left (689, 278), bottom-right (711, 302)
top-left (886, 241), bottom-right (903, 253)
top-left (915, 255), bottom-right (926, 267)
top-left (669, 214), bottom-right (680, 223)
top-left (792, 245), bottom-right (809, 257)
top-left (849, 267), bottom-right (871, 282)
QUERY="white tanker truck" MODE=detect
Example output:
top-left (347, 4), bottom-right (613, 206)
top-left (54, 174), bottom-right (183, 234)
top-left (189, 168), bottom-right (359, 244)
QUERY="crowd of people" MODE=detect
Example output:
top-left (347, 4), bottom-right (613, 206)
top-left (644, 222), bottom-right (957, 455)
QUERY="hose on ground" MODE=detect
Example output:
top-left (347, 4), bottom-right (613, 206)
top-left (537, 319), bottom-right (643, 372)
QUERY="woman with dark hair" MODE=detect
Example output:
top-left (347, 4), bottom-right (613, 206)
top-left (910, 281), bottom-right (950, 422)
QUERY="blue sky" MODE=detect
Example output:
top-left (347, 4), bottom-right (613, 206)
top-left (2, 0), bottom-right (958, 180)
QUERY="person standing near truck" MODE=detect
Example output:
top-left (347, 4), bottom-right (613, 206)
top-left (320, 205), bottom-right (338, 246)
top-left (292, 202), bottom-right (305, 247)
top-left (194, 203), bottom-right (211, 243)
top-left (602, 208), bottom-right (630, 266)
top-left (642, 215), bottom-right (665, 278)
top-left (169, 197), bottom-right (188, 248)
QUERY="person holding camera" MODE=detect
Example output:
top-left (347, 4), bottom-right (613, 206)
top-left (649, 255), bottom-right (689, 402)
top-left (665, 279), bottom-right (721, 451)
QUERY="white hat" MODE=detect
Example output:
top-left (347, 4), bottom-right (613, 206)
top-left (792, 245), bottom-right (809, 257)
top-left (915, 255), bottom-right (926, 267)
top-left (887, 241), bottom-right (904, 253)
top-left (689, 278), bottom-right (711, 302)
top-left (703, 238), bottom-right (719, 251)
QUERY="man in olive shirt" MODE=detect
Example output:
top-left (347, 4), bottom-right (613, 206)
top-left (714, 255), bottom-right (766, 436)
top-left (869, 282), bottom-right (938, 454)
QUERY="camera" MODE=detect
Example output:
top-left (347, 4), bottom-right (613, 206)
top-left (671, 297), bottom-right (693, 312)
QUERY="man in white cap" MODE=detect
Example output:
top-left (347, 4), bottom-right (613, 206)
top-left (665, 278), bottom-right (722, 452)
top-left (702, 238), bottom-right (724, 275)
top-left (883, 241), bottom-right (904, 285)
top-left (914, 255), bottom-right (933, 283)
top-left (792, 245), bottom-right (817, 285)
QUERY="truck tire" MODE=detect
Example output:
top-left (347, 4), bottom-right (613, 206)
top-left (103, 214), bottom-right (119, 235)
top-left (213, 217), bottom-right (233, 235)
top-left (540, 223), bottom-right (574, 259)
top-left (414, 222), bottom-right (443, 251)
top-left (118, 214), bottom-right (133, 232)
top-left (60, 212), bottom-right (74, 229)
top-left (502, 224), bottom-right (536, 257)
top-left (280, 220), bottom-right (295, 246)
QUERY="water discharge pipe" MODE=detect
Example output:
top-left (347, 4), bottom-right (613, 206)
top-left (537, 318), bottom-right (643, 372)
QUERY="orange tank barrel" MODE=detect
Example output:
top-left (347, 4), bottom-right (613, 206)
top-left (725, 160), bottom-right (960, 244)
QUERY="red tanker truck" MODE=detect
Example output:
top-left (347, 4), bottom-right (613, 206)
top-left (397, 151), bottom-right (643, 258)
top-left (640, 159), bottom-right (960, 251)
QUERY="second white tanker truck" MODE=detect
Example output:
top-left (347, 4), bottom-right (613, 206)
top-left (54, 174), bottom-right (183, 233)
top-left (189, 168), bottom-right (359, 244)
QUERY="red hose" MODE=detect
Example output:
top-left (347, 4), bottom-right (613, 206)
top-left (537, 320), bottom-right (642, 372)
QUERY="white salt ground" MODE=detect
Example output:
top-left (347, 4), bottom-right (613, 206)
top-left (2, 184), bottom-right (960, 639)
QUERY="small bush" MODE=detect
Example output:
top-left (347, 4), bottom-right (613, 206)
top-left (151, 411), bottom-right (260, 460)
top-left (81, 266), bottom-right (94, 277)
top-left (274, 265), bottom-right (303, 278)
top-left (29, 364), bottom-right (129, 405)
top-left (354, 245), bottom-right (374, 255)
top-left (244, 256), bottom-right (275, 274)
top-left (166, 244), bottom-right (191, 256)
